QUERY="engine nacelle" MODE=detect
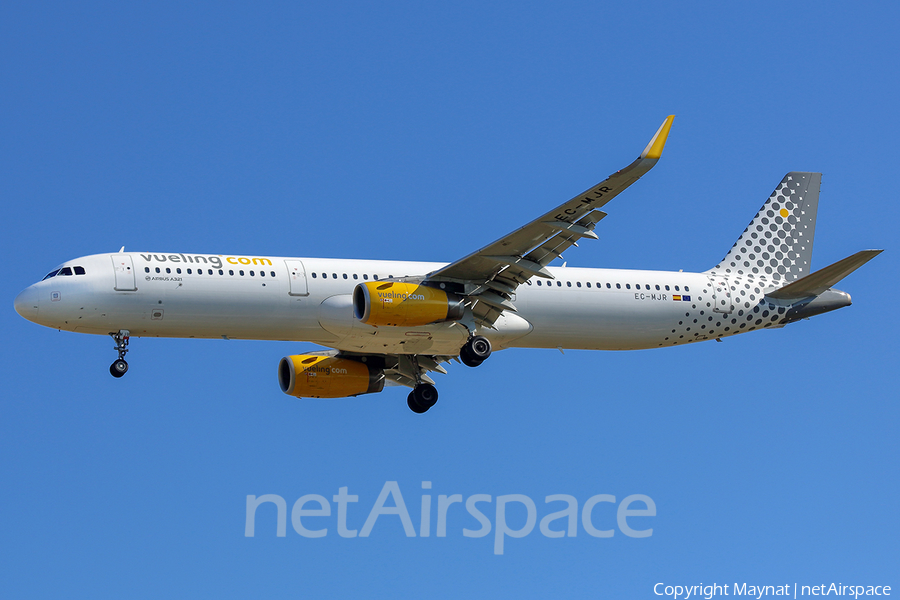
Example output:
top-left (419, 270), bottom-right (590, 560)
top-left (353, 281), bottom-right (465, 327)
top-left (278, 355), bottom-right (384, 398)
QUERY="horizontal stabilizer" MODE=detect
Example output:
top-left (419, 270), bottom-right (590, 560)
top-left (766, 249), bottom-right (883, 300)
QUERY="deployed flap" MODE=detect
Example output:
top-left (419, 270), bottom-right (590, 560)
top-left (766, 249), bottom-right (882, 300)
top-left (427, 116), bottom-right (674, 286)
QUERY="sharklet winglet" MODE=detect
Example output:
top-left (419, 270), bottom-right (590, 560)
top-left (640, 115), bottom-right (675, 160)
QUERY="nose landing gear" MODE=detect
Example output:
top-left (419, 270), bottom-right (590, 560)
top-left (109, 330), bottom-right (130, 378)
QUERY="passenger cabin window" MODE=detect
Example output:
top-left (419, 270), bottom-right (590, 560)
top-left (270, 271), bottom-right (275, 277)
top-left (144, 267), bottom-right (150, 273)
top-left (363, 274), bottom-right (369, 280)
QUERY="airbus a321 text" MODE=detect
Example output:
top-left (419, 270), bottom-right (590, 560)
top-left (14, 117), bottom-right (881, 413)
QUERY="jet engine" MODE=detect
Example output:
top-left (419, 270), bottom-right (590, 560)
top-left (278, 355), bottom-right (384, 398)
top-left (353, 281), bottom-right (465, 327)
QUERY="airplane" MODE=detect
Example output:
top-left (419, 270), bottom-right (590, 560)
top-left (14, 116), bottom-right (882, 413)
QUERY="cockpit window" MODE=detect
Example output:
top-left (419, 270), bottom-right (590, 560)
top-left (41, 265), bottom-right (87, 280)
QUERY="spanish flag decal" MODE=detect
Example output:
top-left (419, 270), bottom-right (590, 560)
top-left (673, 295), bottom-right (681, 301)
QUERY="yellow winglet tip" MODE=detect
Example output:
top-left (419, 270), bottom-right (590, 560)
top-left (640, 115), bottom-right (675, 160)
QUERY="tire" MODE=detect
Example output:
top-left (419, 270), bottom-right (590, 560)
top-left (110, 359), bottom-right (128, 378)
top-left (412, 383), bottom-right (438, 410)
top-left (468, 336), bottom-right (492, 361)
top-left (459, 344), bottom-right (483, 368)
top-left (407, 392), bottom-right (429, 414)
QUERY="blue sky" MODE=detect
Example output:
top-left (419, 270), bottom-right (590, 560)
top-left (2, 2), bottom-right (897, 597)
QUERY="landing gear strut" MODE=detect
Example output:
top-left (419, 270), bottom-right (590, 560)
top-left (460, 335), bottom-right (492, 367)
top-left (109, 330), bottom-right (130, 378)
top-left (407, 383), bottom-right (438, 414)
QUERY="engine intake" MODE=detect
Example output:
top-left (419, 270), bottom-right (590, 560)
top-left (278, 355), bottom-right (384, 398)
top-left (353, 281), bottom-right (465, 327)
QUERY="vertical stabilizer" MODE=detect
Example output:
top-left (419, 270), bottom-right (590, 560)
top-left (709, 172), bottom-right (820, 284)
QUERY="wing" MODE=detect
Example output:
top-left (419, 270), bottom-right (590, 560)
top-left (426, 115), bottom-right (674, 327)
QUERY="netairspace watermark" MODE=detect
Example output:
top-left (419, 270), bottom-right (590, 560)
top-left (654, 583), bottom-right (892, 599)
top-left (244, 480), bottom-right (656, 555)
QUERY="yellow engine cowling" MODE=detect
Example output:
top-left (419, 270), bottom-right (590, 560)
top-left (353, 281), bottom-right (465, 327)
top-left (278, 355), bottom-right (384, 398)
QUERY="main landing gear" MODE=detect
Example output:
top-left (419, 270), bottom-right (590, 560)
top-left (407, 383), bottom-right (438, 414)
top-left (460, 335), bottom-right (492, 368)
top-left (406, 354), bottom-right (439, 414)
top-left (109, 330), bottom-right (130, 378)
top-left (406, 336), bottom-right (492, 414)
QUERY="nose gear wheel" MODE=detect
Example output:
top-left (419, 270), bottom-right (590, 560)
top-left (109, 330), bottom-right (130, 378)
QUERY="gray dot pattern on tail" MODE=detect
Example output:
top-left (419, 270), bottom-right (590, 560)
top-left (711, 172), bottom-right (820, 285)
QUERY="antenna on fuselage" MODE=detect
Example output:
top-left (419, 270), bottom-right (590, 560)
top-left (119, 246), bottom-right (125, 253)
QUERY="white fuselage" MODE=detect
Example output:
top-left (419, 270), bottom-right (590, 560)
top-left (15, 251), bottom-right (780, 355)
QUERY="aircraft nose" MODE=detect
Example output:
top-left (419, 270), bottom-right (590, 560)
top-left (14, 286), bottom-right (40, 322)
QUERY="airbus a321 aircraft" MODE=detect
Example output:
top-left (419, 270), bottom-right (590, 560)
top-left (14, 117), bottom-right (882, 413)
